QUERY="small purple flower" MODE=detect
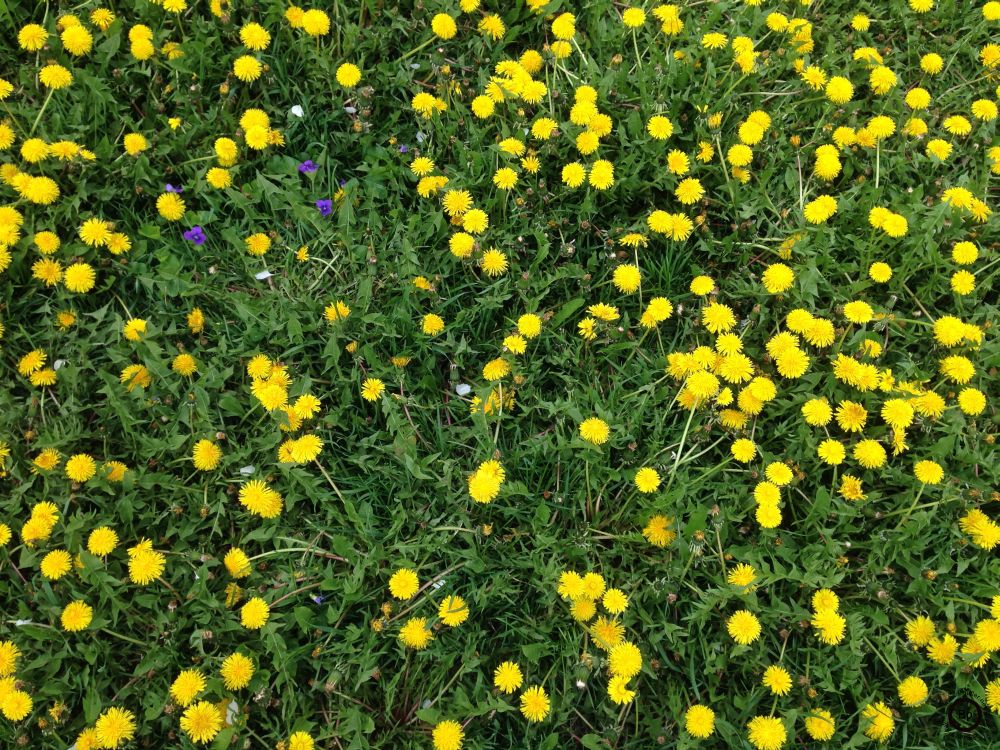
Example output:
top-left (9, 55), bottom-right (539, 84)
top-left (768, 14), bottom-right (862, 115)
top-left (298, 160), bottom-right (318, 174)
top-left (311, 595), bottom-right (325, 605)
top-left (315, 199), bottom-right (333, 216)
top-left (183, 226), bottom-right (206, 245)
top-left (399, 145), bottom-right (409, 153)
top-left (165, 183), bottom-right (183, 193)
top-left (339, 178), bottom-right (347, 187)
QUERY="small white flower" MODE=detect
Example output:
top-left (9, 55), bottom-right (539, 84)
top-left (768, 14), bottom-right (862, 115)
top-left (456, 383), bottom-right (472, 396)
top-left (255, 270), bottom-right (273, 280)
top-left (240, 465), bottom-right (255, 476)
top-left (290, 105), bottom-right (304, 117)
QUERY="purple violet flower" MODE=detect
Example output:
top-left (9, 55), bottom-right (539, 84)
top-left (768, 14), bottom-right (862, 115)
top-left (165, 183), bottom-right (183, 193)
top-left (315, 199), bottom-right (333, 217)
top-left (298, 160), bottom-right (318, 174)
top-left (183, 226), bottom-right (206, 245)
top-left (399, 145), bottom-right (408, 153)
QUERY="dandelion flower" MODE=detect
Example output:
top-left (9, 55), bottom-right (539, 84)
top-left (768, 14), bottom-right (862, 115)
top-left (519, 685), bottom-right (550, 722)
top-left (861, 701), bottom-right (894, 743)
top-left (61, 601), bottom-right (93, 631)
top-left (361, 378), bottom-right (385, 401)
top-left (87, 526), bottom-right (118, 557)
top-left (432, 720), bottom-right (464, 750)
top-left (727, 610), bottom-right (761, 645)
top-left (63, 263), bottom-right (96, 293)
top-left (399, 617), bottom-right (433, 649)
top-left (613, 264), bottom-right (641, 293)
top-left (579, 417), bottom-right (610, 445)
top-left (240, 597), bottom-right (270, 629)
top-left (642, 515), bottom-right (675, 547)
top-left (170, 670), bottom-right (207, 707)
top-left (685, 704), bottom-right (715, 738)
top-left (897, 676), bottom-right (928, 707)
top-left (192, 440), bottom-right (222, 471)
top-left (762, 665), bottom-right (791, 696)
top-left (180, 701), bottom-right (223, 744)
top-left (746, 715), bottom-right (786, 750)
top-left (602, 589), bottom-right (628, 615)
top-left (220, 653), bottom-right (255, 690)
top-left (913, 460), bottom-right (943, 484)
top-left (94, 707), bottom-right (136, 748)
top-left (634, 467), bottom-right (660, 493)
top-left (336, 63), bottom-right (361, 87)
top-left (389, 568), bottom-right (419, 600)
top-left (804, 709), bottom-right (835, 741)
top-left (438, 595), bottom-right (469, 626)
top-left (609, 641), bottom-right (642, 678)
top-left (66, 453), bottom-right (97, 482)
top-left (431, 13), bottom-right (457, 39)
top-left (494, 661), bottom-right (523, 693)
top-left (1, 690), bottom-right (32, 721)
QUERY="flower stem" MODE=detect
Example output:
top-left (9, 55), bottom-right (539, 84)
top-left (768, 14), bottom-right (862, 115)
top-left (664, 407), bottom-right (696, 494)
top-left (401, 37), bottom-right (434, 61)
top-left (101, 628), bottom-right (147, 646)
top-left (29, 88), bottom-right (54, 137)
top-left (892, 484), bottom-right (926, 528)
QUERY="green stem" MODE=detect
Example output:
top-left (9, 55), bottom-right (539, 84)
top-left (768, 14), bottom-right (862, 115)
top-left (101, 628), bottom-right (147, 646)
top-left (714, 528), bottom-right (726, 576)
top-left (893, 484), bottom-right (926, 529)
top-left (942, 597), bottom-right (992, 612)
top-left (880, 498), bottom-right (944, 518)
top-left (401, 37), bottom-right (434, 61)
top-left (864, 636), bottom-right (899, 680)
top-left (247, 547), bottom-right (345, 562)
top-left (314, 459), bottom-right (347, 505)
top-left (663, 407), bottom-right (696, 494)
top-left (585, 460), bottom-right (593, 519)
top-left (875, 141), bottom-right (880, 189)
top-left (29, 88), bottom-right (54, 137)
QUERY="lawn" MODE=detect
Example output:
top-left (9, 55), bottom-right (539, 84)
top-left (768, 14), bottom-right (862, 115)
top-left (0, 1), bottom-right (998, 748)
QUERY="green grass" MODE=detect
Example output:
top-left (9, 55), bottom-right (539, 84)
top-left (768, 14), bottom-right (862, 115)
top-left (0, 0), bottom-right (998, 748)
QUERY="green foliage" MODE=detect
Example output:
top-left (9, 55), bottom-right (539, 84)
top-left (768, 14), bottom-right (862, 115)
top-left (0, 0), bottom-right (998, 748)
